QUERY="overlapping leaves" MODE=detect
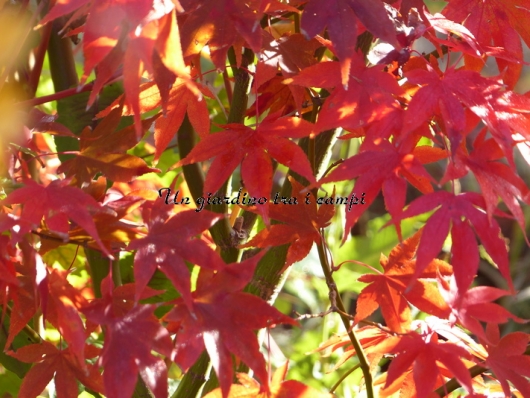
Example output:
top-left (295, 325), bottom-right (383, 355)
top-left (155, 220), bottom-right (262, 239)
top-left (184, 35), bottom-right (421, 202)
top-left (240, 177), bottom-right (334, 269)
top-left (164, 253), bottom-right (297, 397)
top-left (4, 1), bottom-right (530, 398)
top-left (58, 107), bottom-right (159, 184)
top-left (128, 199), bottom-right (224, 305)
top-left (176, 116), bottom-right (316, 223)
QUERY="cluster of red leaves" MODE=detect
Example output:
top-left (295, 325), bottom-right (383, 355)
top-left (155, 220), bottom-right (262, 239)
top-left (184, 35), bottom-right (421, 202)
top-left (0, 202), bottom-right (298, 397)
top-left (0, 0), bottom-right (530, 397)
top-left (316, 230), bottom-right (528, 397)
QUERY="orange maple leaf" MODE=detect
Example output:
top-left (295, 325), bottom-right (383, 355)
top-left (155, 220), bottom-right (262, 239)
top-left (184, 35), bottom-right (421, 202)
top-left (355, 229), bottom-right (452, 333)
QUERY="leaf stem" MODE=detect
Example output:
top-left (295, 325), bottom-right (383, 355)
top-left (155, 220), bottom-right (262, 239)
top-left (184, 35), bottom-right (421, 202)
top-left (330, 363), bottom-right (360, 393)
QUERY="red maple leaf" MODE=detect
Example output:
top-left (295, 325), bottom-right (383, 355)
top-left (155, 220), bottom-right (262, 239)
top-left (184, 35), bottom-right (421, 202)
top-left (286, 57), bottom-right (404, 133)
top-left (249, 32), bottom-right (321, 117)
top-left (443, 0), bottom-right (530, 88)
top-left (67, 191), bottom-right (146, 250)
top-left (315, 139), bottom-right (438, 243)
top-left (402, 63), bottom-right (470, 150)
top-left (8, 342), bottom-right (104, 398)
top-left (45, 268), bottom-right (89, 365)
top-left (439, 276), bottom-right (525, 343)
top-left (486, 90), bottom-right (530, 166)
top-left (403, 64), bottom-right (530, 164)
top-left (421, 11), bottom-right (487, 60)
top-left (386, 191), bottom-right (511, 294)
top-left (164, 253), bottom-right (297, 397)
top-left (240, 177), bottom-right (334, 270)
top-left (179, 0), bottom-right (262, 69)
top-left (36, 189), bottom-right (146, 257)
top-left (1, 178), bottom-right (114, 257)
top-left (301, 0), bottom-right (399, 86)
top-left (128, 202), bottom-right (224, 305)
top-left (355, 229), bottom-right (452, 333)
top-left (385, 327), bottom-right (474, 397)
top-left (484, 325), bottom-right (530, 397)
top-left (4, 243), bottom-right (41, 350)
top-left (175, 116), bottom-right (316, 224)
top-left (82, 297), bottom-right (172, 398)
top-left (0, 235), bottom-right (18, 287)
top-left (441, 131), bottom-right (530, 242)
top-left (249, 76), bottom-right (311, 118)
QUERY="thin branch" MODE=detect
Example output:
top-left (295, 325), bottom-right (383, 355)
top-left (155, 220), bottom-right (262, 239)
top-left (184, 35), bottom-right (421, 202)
top-left (295, 308), bottom-right (334, 321)
top-left (31, 229), bottom-right (89, 246)
top-left (315, 231), bottom-right (374, 398)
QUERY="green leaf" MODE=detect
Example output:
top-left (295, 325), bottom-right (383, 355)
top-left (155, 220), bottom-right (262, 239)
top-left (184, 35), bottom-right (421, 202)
top-left (0, 368), bottom-right (23, 397)
top-left (0, 312), bottom-right (32, 378)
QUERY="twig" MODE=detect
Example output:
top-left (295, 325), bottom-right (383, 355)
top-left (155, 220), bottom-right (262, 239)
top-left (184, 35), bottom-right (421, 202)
top-left (316, 230), bottom-right (374, 398)
top-left (294, 308), bottom-right (334, 321)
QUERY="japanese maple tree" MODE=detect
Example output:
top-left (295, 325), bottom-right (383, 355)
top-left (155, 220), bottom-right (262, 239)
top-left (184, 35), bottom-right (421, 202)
top-left (1, 0), bottom-right (530, 397)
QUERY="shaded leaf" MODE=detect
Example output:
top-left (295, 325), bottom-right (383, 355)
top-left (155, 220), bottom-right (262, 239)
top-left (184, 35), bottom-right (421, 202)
top-left (301, 0), bottom-right (399, 86)
top-left (128, 203), bottom-right (224, 305)
top-left (9, 342), bottom-right (104, 398)
top-left (57, 107), bottom-right (159, 184)
top-left (484, 325), bottom-right (530, 397)
top-left (82, 297), bottom-right (172, 398)
top-left (165, 253), bottom-right (297, 397)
